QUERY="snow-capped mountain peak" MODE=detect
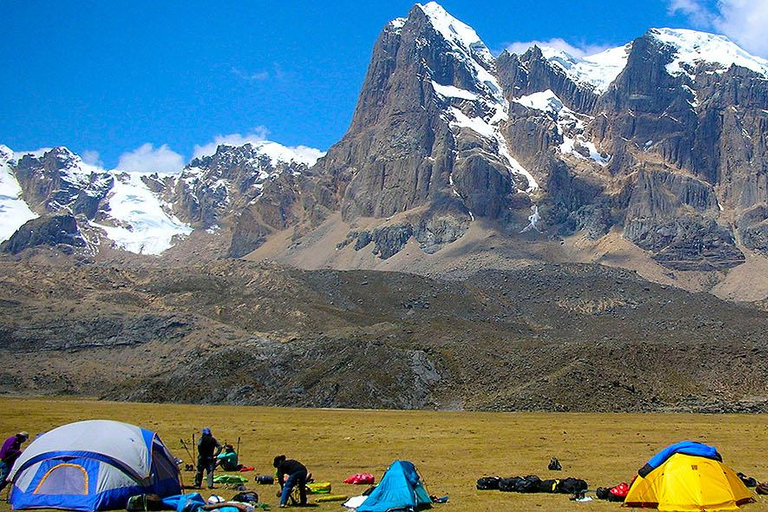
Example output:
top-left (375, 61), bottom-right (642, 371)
top-left (533, 43), bottom-right (632, 94)
top-left (417, 2), bottom-right (495, 70)
top-left (0, 145), bottom-right (13, 163)
top-left (196, 140), bottom-right (324, 168)
top-left (414, 2), bottom-right (538, 192)
top-left (249, 140), bottom-right (325, 167)
top-left (648, 27), bottom-right (768, 79)
top-left (0, 146), bottom-right (38, 241)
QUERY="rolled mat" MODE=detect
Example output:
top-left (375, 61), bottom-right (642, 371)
top-left (314, 495), bottom-right (349, 502)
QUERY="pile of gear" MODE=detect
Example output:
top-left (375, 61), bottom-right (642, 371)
top-left (476, 475), bottom-right (588, 495)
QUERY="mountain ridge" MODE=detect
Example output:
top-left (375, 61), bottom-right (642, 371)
top-left (2, 3), bottom-right (768, 300)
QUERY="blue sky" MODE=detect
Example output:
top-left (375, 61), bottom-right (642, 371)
top-left (2, 0), bottom-right (764, 171)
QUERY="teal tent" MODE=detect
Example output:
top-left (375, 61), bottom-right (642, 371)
top-left (357, 460), bottom-right (431, 512)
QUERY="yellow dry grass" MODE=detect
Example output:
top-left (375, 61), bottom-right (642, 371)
top-left (1, 398), bottom-right (768, 511)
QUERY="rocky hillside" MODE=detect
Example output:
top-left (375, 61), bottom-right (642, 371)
top-left (1, 259), bottom-right (768, 413)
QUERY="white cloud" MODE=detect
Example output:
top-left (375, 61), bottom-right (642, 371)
top-left (667, 0), bottom-right (768, 58)
top-left (81, 150), bottom-right (103, 167)
top-left (231, 67), bottom-right (270, 81)
top-left (714, 0), bottom-right (768, 57)
top-left (192, 127), bottom-right (270, 159)
top-left (117, 143), bottom-right (185, 173)
top-left (504, 38), bottom-right (610, 59)
top-left (667, 0), bottom-right (714, 26)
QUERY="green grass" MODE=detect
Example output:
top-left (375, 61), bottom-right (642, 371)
top-left (1, 398), bottom-right (768, 511)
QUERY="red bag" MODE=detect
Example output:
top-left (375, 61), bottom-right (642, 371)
top-left (343, 473), bottom-right (375, 485)
top-left (610, 482), bottom-right (629, 498)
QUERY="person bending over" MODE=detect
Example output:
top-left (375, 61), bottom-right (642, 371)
top-left (273, 455), bottom-right (307, 508)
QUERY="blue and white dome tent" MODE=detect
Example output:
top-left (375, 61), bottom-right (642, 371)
top-left (7, 420), bottom-right (181, 511)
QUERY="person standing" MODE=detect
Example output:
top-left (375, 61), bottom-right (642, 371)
top-left (273, 455), bottom-right (307, 508)
top-left (195, 428), bottom-right (222, 489)
top-left (0, 431), bottom-right (29, 492)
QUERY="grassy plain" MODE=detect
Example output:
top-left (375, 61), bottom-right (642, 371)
top-left (1, 398), bottom-right (767, 511)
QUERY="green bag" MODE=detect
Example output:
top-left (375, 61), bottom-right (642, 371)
top-left (306, 482), bottom-right (332, 494)
top-left (213, 474), bottom-right (249, 484)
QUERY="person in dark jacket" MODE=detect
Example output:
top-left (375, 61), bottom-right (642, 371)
top-left (273, 455), bottom-right (307, 507)
top-left (195, 428), bottom-right (222, 489)
top-left (0, 431), bottom-right (29, 492)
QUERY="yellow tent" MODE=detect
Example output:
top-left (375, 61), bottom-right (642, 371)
top-left (624, 453), bottom-right (754, 511)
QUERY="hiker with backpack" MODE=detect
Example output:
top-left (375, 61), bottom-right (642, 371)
top-left (195, 428), bottom-right (222, 489)
top-left (0, 431), bottom-right (29, 492)
top-left (273, 455), bottom-right (308, 508)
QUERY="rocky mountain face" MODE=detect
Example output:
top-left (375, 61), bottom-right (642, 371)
top-left (2, 3), bottom-right (768, 282)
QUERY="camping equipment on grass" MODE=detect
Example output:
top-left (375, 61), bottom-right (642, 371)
top-left (343, 473), bottom-right (375, 485)
top-left (213, 475), bottom-right (249, 484)
top-left (255, 475), bottom-right (274, 485)
top-left (7, 420), bottom-right (181, 512)
top-left (548, 458), bottom-right (562, 471)
top-left (231, 492), bottom-right (259, 503)
top-left (495, 475), bottom-right (587, 494)
top-left (126, 494), bottom-right (169, 512)
top-left (342, 495), bottom-right (368, 509)
top-left (738, 472), bottom-right (757, 487)
top-left (596, 482), bottom-right (629, 502)
top-left (162, 493), bottom-right (206, 512)
top-left (314, 495), bottom-right (348, 502)
top-left (356, 460), bottom-right (431, 512)
top-left (624, 441), bottom-right (755, 511)
top-left (476, 476), bottom-right (501, 490)
top-left (306, 481), bottom-right (331, 494)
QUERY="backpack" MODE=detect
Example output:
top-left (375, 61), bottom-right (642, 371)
top-left (595, 487), bottom-right (610, 500)
top-left (548, 458), bottom-right (562, 471)
top-left (476, 476), bottom-right (501, 490)
top-left (498, 477), bottom-right (521, 492)
top-left (126, 494), bottom-right (165, 512)
top-left (609, 482), bottom-right (629, 499)
top-left (231, 492), bottom-right (259, 504)
top-left (344, 473), bottom-right (375, 485)
top-left (255, 475), bottom-right (274, 485)
top-left (738, 472), bottom-right (757, 487)
top-left (537, 479), bottom-right (559, 493)
top-left (555, 477), bottom-right (588, 494)
top-left (514, 475), bottom-right (542, 493)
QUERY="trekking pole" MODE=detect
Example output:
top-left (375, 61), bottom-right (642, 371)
top-left (236, 436), bottom-right (241, 457)
top-left (180, 439), bottom-right (195, 467)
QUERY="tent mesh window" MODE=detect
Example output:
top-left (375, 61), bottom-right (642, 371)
top-left (152, 443), bottom-right (178, 482)
top-left (35, 464), bottom-right (88, 495)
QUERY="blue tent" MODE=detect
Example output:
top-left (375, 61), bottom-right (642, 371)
top-left (357, 460), bottom-right (432, 512)
top-left (7, 420), bottom-right (181, 511)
